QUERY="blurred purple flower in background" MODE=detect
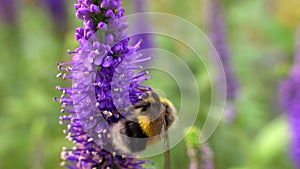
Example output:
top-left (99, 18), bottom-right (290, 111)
top-left (41, 0), bottom-right (69, 37)
top-left (206, 0), bottom-right (239, 122)
top-left (187, 148), bottom-right (198, 169)
top-left (55, 0), bottom-right (152, 168)
top-left (280, 28), bottom-right (300, 169)
top-left (185, 127), bottom-right (215, 169)
top-left (131, 0), bottom-right (154, 50)
top-left (0, 0), bottom-right (18, 25)
top-left (200, 143), bottom-right (214, 169)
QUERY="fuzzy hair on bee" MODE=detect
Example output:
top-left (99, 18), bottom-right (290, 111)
top-left (110, 91), bottom-right (177, 154)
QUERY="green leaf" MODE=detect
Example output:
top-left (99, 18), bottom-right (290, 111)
top-left (249, 116), bottom-right (289, 166)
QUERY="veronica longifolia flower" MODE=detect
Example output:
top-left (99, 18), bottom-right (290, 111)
top-left (280, 29), bottom-right (300, 169)
top-left (131, 0), bottom-right (154, 50)
top-left (55, 0), bottom-right (152, 168)
top-left (185, 128), bottom-right (215, 169)
top-left (200, 143), bottom-right (214, 169)
top-left (42, 0), bottom-right (68, 36)
top-left (0, 0), bottom-right (18, 25)
top-left (184, 127), bottom-right (200, 169)
top-left (206, 0), bottom-right (239, 122)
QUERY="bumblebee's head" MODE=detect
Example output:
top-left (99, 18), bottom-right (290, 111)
top-left (131, 91), bottom-right (177, 128)
top-left (146, 91), bottom-right (177, 128)
top-left (143, 92), bottom-right (177, 125)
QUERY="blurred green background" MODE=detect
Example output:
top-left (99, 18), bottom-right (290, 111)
top-left (0, 0), bottom-right (299, 169)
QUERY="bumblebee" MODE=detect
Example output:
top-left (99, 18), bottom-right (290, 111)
top-left (111, 91), bottom-right (177, 154)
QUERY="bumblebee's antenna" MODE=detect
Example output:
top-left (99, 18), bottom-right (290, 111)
top-left (150, 91), bottom-right (160, 103)
top-left (150, 91), bottom-right (161, 108)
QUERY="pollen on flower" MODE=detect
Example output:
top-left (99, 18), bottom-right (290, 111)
top-left (89, 116), bottom-right (94, 121)
top-left (61, 152), bottom-right (67, 160)
top-left (60, 161), bottom-right (66, 166)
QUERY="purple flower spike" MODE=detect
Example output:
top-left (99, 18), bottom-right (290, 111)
top-left (0, 0), bottom-right (18, 25)
top-left (131, 0), bottom-right (155, 50)
top-left (201, 143), bottom-right (214, 169)
top-left (206, 0), bottom-right (239, 122)
top-left (55, 0), bottom-right (153, 168)
top-left (42, 0), bottom-right (68, 36)
top-left (187, 148), bottom-right (198, 169)
top-left (280, 28), bottom-right (300, 169)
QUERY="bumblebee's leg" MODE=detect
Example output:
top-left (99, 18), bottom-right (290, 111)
top-left (132, 101), bottom-right (149, 109)
top-left (117, 101), bottom-right (148, 114)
